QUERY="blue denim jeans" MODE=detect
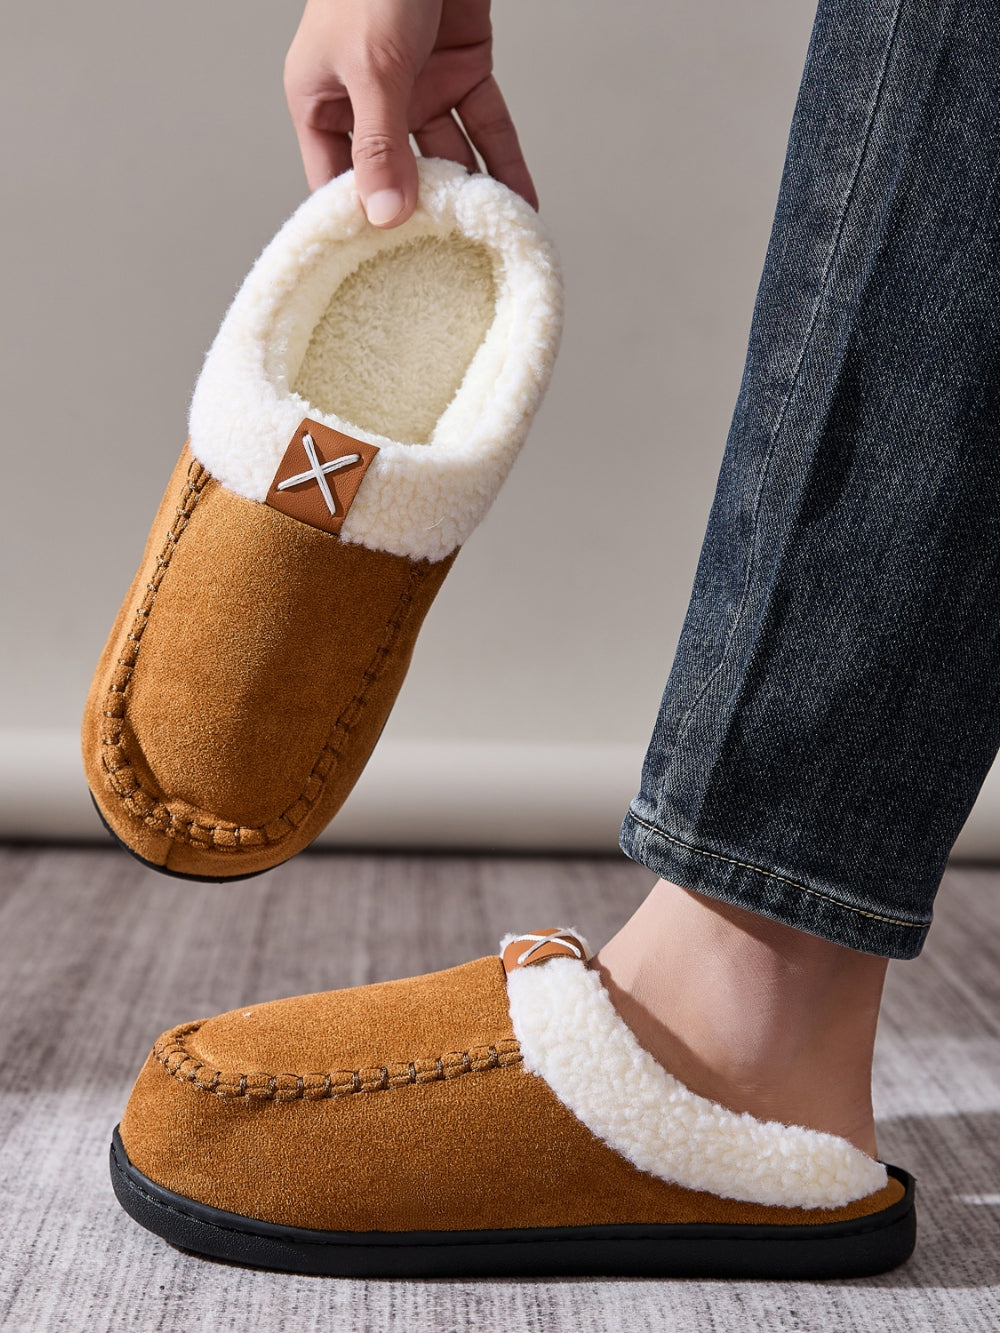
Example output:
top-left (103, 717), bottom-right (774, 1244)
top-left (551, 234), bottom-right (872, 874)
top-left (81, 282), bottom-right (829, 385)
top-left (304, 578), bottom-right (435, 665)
top-left (620, 0), bottom-right (1000, 959)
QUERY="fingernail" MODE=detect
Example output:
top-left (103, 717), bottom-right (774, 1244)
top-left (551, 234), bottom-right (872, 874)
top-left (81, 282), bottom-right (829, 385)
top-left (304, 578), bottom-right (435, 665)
top-left (365, 188), bottom-right (405, 227)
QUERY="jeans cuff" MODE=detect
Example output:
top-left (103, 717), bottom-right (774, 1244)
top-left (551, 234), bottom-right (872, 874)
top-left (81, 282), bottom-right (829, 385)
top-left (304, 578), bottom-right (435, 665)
top-left (619, 808), bottom-right (930, 960)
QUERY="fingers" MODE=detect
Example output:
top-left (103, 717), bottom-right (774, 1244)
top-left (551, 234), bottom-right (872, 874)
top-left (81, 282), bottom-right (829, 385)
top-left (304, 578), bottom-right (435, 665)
top-left (414, 111), bottom-right (479, 174)
top-left (345, 66), bottom-right (420, 226)
top-left (457, 76), bottom-right (538, 210)
top-left (283, 2), bottom-right (536, 222)
top-left (284, 0), bottom-right (432, 227)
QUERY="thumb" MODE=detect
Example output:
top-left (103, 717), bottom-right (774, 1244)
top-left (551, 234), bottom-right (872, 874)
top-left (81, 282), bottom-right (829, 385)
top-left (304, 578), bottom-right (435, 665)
top-left (349, 73), bottom-right (419, 227)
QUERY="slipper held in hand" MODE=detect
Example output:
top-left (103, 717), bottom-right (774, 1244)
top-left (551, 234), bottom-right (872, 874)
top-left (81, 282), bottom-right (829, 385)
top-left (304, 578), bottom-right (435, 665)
top-left (82, 160), bottom-right (562, 881)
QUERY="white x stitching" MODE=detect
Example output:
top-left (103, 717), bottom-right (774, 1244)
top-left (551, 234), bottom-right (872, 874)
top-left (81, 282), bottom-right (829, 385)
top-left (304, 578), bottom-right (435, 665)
top-left (511, 930), bottom-right (585, 967)
top-left (276, 432), bottom-right (362, 516)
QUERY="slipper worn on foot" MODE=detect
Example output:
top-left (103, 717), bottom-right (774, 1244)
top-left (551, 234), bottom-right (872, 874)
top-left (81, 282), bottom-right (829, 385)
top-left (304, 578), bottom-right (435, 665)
top-left (82, 160), bottom-right (562, 881)
top-left (110, 929), bottom-right (916, 1278)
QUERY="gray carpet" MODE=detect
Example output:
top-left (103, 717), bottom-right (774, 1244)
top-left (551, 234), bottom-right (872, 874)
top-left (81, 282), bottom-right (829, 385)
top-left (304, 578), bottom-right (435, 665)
top-left (0, 847), bottom-right (997, 1332)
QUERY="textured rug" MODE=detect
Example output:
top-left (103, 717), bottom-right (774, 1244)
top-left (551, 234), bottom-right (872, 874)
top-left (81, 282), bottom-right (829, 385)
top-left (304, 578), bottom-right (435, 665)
top-left (0, 847), bottom-right (997, 1332)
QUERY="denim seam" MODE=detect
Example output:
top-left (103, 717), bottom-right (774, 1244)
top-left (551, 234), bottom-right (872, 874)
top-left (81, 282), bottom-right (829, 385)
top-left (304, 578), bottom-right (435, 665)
top-left (625, 808), bottom-right (928, 931)
top-left (668, 0), bottom-right (906, 754)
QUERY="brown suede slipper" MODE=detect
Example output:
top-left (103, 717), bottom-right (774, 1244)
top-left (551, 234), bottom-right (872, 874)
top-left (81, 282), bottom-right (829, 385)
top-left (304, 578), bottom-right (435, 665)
top-left (82, 160), bottom-right (562, 881)
top-left (109, 929), bottom-right (915, 1278)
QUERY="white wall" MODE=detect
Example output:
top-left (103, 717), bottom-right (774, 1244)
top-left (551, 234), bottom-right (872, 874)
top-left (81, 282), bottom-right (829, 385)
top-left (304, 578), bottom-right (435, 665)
top-left (1, 2), bottom-right (996, 855)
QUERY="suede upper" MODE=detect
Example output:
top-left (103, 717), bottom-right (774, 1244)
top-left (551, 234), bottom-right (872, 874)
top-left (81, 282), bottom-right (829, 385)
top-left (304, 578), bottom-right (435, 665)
top-left (83, 447), bottom-right (454, 878)
top-left (192, 956), bottom-right (514, 1074)
top-left (119, 953), bottom-right (905, 1235)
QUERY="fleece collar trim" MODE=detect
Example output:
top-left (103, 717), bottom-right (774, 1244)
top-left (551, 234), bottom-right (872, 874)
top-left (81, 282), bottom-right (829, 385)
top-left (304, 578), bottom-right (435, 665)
top-left (502, 934), bottom-right (888, 1210)
top-left (188, 159), bottom-right (562, 562)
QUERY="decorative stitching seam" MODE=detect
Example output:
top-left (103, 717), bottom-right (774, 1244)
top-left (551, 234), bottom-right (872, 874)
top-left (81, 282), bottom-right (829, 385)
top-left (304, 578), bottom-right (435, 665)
top-left (99, 458), bottom-right (431, 851)
top-left (625, 809), bottom-right (928, 931)
top-left (154, 1023), bottom-right (523, 1101)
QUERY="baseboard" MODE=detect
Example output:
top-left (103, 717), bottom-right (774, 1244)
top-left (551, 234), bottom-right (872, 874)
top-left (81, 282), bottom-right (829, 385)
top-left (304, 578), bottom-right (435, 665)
top-left (0, 732), bottom-right (641, 852)
top-left (2, 730), bottom-right (997, 859)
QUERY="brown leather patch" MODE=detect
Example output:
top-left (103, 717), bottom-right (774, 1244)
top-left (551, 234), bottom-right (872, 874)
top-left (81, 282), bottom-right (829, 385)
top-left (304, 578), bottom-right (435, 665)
top-left (502, 930), bottom-right (588, 974)
top-left (265, 419), bottom-right (379, 535)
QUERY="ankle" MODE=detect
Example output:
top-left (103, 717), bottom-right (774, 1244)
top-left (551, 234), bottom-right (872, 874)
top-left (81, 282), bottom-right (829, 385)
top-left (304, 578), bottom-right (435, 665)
top-left (592, 880), bottom-right (888, 1156)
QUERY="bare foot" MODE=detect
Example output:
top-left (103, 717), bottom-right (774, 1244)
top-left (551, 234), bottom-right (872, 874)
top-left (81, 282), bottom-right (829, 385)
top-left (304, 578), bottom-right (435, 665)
top-left (592, 880), bottom-right (888, 1157)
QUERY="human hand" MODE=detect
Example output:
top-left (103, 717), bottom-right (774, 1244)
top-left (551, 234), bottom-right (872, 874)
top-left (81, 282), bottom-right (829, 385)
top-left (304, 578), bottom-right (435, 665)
top-left (284, 0), bottom-right (537, 227)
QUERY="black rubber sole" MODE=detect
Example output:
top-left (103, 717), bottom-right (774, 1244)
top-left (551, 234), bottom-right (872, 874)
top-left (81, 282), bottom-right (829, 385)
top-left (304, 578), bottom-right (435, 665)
top-left (109, 1128), bottom-right (916, 1279)
top-left (89, 792), bottom-right (274, 884)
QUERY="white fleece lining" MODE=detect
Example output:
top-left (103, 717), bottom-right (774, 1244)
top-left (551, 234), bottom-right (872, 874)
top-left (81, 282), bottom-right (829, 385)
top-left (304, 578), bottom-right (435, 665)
top-left (503, 944), bottom-right (888, 1210)
top-left (188, 158), bottom-right (562, 562)
top-left (293, 234), bottom-right (497, 445)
